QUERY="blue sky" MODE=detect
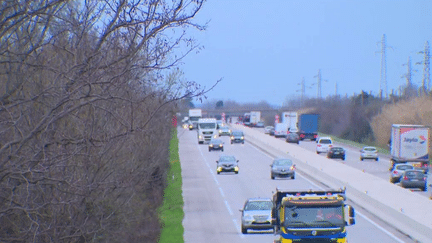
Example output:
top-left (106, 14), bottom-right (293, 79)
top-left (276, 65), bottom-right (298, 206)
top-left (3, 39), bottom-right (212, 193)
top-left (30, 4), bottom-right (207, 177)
top-left (181, 0), bottom-right (432, 106)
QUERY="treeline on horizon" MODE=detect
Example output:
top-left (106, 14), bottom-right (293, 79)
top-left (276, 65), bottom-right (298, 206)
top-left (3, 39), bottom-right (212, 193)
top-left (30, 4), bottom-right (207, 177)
top-left (188, 86), bottom-right (432, 149)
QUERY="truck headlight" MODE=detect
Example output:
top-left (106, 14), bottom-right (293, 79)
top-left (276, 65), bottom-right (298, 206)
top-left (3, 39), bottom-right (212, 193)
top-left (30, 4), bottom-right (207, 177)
top-left (209, 144), bottom-right (213, 147)
top-left (241, 136), bottom-right (244, 139)
top-left (234, 166), bottom-right (239, 171)
top-left (217, 167), bottom-right (222, 172)
top-left (230, 136), bottom-right (234, 140)
top-left (199, 135), bottom-right (203, 139)
top-left (220, 144), bottom-right (223, 147)
top-left (214, 135), bottom-right (217, 138)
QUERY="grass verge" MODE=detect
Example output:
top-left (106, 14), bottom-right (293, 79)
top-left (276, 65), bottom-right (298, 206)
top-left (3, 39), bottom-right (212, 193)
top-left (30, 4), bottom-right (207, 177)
top-left (158, 128), bottom-right (184, 243)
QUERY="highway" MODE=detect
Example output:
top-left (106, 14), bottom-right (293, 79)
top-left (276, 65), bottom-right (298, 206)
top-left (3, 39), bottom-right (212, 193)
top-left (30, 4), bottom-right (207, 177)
top-left (179, 127), bottom-right (416, 243)
top-left (266, 129), bottom-right (431, 198)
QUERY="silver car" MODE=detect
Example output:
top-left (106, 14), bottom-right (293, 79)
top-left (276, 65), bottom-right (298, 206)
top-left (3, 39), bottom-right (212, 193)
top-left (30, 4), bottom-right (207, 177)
top-left (400, 170), bottom-right (427, 191)
top-left (240, 198), bottom-right (273, 234)
top-left (390, 164), bottom-right (414, 183)
top-left (270, 158), bottom-right (296, 179)
top-left (360, 146), bottom-right (379, 161)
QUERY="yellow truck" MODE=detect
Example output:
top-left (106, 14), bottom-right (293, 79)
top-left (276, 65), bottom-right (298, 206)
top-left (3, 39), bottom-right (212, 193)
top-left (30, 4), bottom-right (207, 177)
top-left (272, 188), bottom-right (355, 243)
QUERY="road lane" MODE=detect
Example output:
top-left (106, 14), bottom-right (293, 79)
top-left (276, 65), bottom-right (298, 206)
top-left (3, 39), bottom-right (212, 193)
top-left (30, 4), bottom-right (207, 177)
top-left (180, 127), bottom-right (415, 242)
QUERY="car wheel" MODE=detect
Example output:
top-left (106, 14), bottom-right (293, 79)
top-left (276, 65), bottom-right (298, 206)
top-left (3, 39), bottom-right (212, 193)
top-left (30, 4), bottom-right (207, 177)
top-left (297, 141), bottom-right (299, 144)
top-left (221, 149), bottom-right (224, 152)
top-left (242, 141), bottom-right (244, 144)
top-left (291, 175), bottom-right (295, 179)
top-left (360, 158), bottom-right (364, 161)
top-left (241, 226), bottom-right (247, 234)
top-left (231, 141), bottom-right (233, 144)
top-left (235, 171), bottom-right (238, 174)
top-left (316, 151), bottom-right (320, 154)
top-left (217, 171), bottom-right (220, 175)
top-left (422, 186), bottom-right (427, 192)
top-left (342, 157), bottom-right (345, 161)
top-left (208, 149), bottom-right (211, 152)
top-left (390, 178), bottom-right (396, 184)
top-left (271, 174), bottom-right (275, 180)
top-left (376, 158), bottom-right (379, 161)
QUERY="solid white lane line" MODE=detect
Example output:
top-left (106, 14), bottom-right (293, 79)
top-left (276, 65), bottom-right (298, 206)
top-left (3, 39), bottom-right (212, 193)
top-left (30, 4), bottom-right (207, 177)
top-left (248, 140), bottom-right (406, 243)
top-left (224, 200), bottom-right (233, 216)
top-left (219, 187), bottom-right (225, 198)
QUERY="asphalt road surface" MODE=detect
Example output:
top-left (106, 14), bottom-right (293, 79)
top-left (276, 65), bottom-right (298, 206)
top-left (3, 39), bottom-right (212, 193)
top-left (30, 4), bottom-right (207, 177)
top-left (263, 128), bottom-right (431, 198)
top-left (179, 127), bottom-right (416, 243)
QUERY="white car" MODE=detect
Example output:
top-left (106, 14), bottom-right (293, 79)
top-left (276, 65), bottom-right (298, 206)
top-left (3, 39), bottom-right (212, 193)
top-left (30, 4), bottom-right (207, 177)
top-left (360, 146), bottom-right (379, 161)
top-left (316, 137), bottom-right (333, 154)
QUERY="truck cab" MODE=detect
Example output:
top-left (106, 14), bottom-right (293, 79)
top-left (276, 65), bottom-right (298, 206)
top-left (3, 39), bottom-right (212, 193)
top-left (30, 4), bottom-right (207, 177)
top-left (197, 118), bottom-right (218, 144)
top-left (272, 188), bottom-right (355, 243)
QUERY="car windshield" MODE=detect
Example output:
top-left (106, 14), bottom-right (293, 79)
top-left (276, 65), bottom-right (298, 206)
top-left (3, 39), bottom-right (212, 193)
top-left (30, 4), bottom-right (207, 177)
top-left (232, 132), bottom-right (243, 136)
top-left (396, 165), bottom-right (414, 170)
top-left (273, 159), bottom-right (293, 166)
top-left (219, 156), bottom-right (235, 162)
top-left (319, 139), bottom-right (332, 144)
top-left (404, 170), bottom-right (424, 178)
top-left (245, 201), bottom-right (273, 211)
top-left (221, 127), bottom-right (230, 130)
top-left (363, 147), bottom-right (377, 152)
top-left (199, 122), bottom-right (216, 129)
top-left (211, 139), bottom-right (222, 144)
top-left (331, 147), bottom-right (344, 151)
top-left (284, 206), bottom-right (344, 228)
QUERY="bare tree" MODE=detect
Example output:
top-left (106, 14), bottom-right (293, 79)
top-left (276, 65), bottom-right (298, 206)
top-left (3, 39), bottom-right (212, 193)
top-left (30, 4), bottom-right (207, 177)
top-left (0, 0), bottom-right (214, 242)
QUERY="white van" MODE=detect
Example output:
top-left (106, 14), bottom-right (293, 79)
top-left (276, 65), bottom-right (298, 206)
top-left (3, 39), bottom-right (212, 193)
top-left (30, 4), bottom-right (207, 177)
top-left (316, 137), bottom-right (333, 154)
top-left (274, 123), bottom-right (288, 138)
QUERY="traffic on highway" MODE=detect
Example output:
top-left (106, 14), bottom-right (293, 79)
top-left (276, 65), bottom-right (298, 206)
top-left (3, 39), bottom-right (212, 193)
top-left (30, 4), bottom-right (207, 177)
top-left (179, 118), bottom-right (429, 242)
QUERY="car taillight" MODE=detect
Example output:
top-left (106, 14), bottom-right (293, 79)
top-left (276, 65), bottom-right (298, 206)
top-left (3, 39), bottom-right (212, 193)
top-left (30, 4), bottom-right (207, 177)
top-left (290, 166), bottom-right (295, 170)
top-left (403, 176), bottom-right (408, 180)
top-left (423, 177), bottom-right (427, 181)
top-left (300, 134), bottom-right (305, 138)
top-left (314, 134), bottom-right (318, 138)
top-left (393, 171), bottom-right (398, 175)
top-left (329, 145), bottom-right (333, 147)
top-left (317, 144), bottom-right (322, 147)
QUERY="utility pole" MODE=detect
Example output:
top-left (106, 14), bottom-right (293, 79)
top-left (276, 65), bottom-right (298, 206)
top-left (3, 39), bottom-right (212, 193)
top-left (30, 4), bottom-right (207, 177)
top-left (335, 82), bottom-right (338, 97)
top-left (300, 77), bottom-right (305, 104)
top-left (418, 41), bottom-right (430, 95)
top-left (314, 69), bottom-right (322, 99)
top-left (377, 34), bottom-right (391, 99)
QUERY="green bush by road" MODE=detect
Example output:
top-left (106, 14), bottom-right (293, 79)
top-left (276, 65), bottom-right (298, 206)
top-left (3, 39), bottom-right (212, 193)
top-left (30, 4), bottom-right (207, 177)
top-left (158, 129), bottom-right (184, 243)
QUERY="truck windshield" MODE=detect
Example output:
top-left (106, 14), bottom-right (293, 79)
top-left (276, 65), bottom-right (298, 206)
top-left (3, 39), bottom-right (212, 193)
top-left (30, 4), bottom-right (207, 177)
top-left (189, 117), bottom-right (200, 122)
top-left (199, 123), bottom-right (216, 129)
top-left (284, 206), bottom-right (344, 228)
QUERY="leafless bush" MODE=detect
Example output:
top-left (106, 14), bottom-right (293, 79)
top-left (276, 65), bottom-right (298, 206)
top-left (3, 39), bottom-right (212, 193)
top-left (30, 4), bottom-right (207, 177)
top-left (0, 0), bottom-right (211, 242)
top-left (371, 96), bottom-right (432, 148)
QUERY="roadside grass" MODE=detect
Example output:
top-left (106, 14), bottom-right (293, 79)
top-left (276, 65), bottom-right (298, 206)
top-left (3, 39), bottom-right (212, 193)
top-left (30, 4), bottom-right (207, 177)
top-left (158, 129), bottom-right (184, 243)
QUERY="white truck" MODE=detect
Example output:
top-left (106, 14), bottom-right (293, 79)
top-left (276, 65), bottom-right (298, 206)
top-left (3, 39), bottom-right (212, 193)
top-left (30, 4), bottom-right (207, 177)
top-left (389, 124), bottom-right (430, 172)
top-left (197, 118), bottom-right (218, 144)
top-left (281, 112), bottom-right (298, 132)
top-left (188, 109), bottom-right (202, 130)
top-left (250, 111), bottom-right (261, 127)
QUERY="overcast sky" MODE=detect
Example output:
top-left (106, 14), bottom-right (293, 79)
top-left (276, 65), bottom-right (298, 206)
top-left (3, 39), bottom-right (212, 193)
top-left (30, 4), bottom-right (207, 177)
top-left (181, 0), bottom-right (432, 106)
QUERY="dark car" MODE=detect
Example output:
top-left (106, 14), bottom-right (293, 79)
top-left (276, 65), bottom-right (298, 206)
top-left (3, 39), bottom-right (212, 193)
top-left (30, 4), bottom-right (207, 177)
top-left (230, 131), bottom-right (245, 144)
top-left (400, 170), bottom-right (427, 191)
top-left (285, 132), bottom-right (300, 144)
top-left (216, 155), bottom-right (239, 174)
top-left (390, 164), bottom-right (415, 183)
top-left (327, 147), bottom-right (345, 160)
top-left (270, 158), bottom-right (296, 179)
top-left (208, 139), bottom-right (224, 152)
